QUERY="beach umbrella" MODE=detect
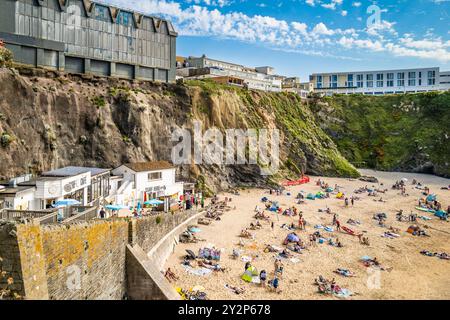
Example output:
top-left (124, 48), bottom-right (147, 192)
top-left (53, 199), bottom-right (81, 207)
top-left (287, 233), bottom-right (300, 242)
top-left (105, 204), bottom-right (128, 211)
top-left (144, 199), bottom-right (164, 206)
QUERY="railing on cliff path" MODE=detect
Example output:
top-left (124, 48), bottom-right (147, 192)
top-left (62, 206), bottom-right (99, 224)
top-left (0, 209), bottom-right (58, 221)
top-left (1, 205), bottom-right (99, 225)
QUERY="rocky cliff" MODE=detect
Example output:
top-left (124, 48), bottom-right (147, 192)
top-left (0, 67), bottom-right (358, 193)
top-left (309, 93), bottom-right (450, 178)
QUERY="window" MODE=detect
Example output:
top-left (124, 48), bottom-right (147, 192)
top-left (428, 71), bottom-right (436, 85)
top-left (317, 75), bottom-right (323, 88)
top-left (376, 73), bottom-right (384, 87)
top-left (117, 11), bottom-right (134, 27)
top-left (408, 72), bottom-right (416, 86)
top-left (356, 74), bottom-right (364, 88)
top-left (387, 73), bottom-right (394, 87)
top-left (346, 74), bottom-right (354, 87)
top-left (148, 172), bottom-right (162, 181)
top-left (94, 5), bottom-right (110, 22)
top-left (366, 74), bottom-right (373, 88)
top-left (330, 75), bottom-right (338, 88)
top-left (397, 72), bottom-right (405, 86)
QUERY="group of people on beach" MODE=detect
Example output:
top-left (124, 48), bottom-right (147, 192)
top-left (166, 174), bottom-right (450, 300)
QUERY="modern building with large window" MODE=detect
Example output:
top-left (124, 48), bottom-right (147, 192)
top-left (310, 67), bottom-right (450, 95)
top-left (0, 0), bottom-right (177, 82)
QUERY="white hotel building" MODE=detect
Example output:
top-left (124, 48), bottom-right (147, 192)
top-left (310, 67), bottom-right (450, 95)
top-left (176, 55), bottom-right (283, 92)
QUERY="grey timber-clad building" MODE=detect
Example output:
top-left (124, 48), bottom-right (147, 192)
top-left (0, 0), bottom-right (177, 82)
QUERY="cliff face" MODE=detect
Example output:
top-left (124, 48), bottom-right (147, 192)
top-left (0, 67), bottom-right (358, 192)
top-left (309, 93), bottom-right (450, 178)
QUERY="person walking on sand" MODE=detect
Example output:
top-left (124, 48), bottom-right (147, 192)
top-left (345, 198), bottom-right (349, 207)
top-left (332, 214), bottom-right (338, 226)
top-left (351, 197), bottom-right (354, 206)
top-left (336, 220), bottom-right (341, 232)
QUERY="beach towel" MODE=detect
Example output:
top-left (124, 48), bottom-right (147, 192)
top-left (419, 216), bottom-right (432, 221)
top-left (290, 258), bottom-right (300, 264)
top-left (241, 256), bottom-right (252, 262)
top-left (307, 193), bottom-right (316, 200)
top-left (334, 288), bottom-right (353, 299)
top-left (181, 264), bottom-right (212, 277)
top-left (324, 226), bottom-right (334, 232)
top-left (314, 225), bottom-right (324, 229)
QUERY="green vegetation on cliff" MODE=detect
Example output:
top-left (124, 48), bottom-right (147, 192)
top-left (310, 92), bottom-right (450, 177)
top-left (185, 79), bottom-right (360, 179)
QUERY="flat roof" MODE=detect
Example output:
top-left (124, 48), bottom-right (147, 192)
top-left (0, 186), bottom-right (35, 196)
top-left (123, 161), bottom-right (175, 172)
top-left (311, 67), bottom-right (440, 76)
top-left (41, 166), bottom-right (111, 178)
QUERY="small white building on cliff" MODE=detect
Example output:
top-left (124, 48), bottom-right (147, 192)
top-left (111, 161), bottom-right (184, 212)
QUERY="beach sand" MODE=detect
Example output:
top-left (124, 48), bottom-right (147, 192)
top-left (164, 170), bottom-right (450, 300)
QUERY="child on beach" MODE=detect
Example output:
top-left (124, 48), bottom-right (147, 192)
top-left (260, 270), bottom-right (267, 287)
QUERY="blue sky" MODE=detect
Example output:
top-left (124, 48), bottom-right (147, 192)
top-left (103, 0), bottom-right (450, 80)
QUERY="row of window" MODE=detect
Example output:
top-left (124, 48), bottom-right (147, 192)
top-left (316, 71), bottom-right (437, 88)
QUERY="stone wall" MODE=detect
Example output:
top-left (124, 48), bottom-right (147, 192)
top-left (131, 210), bottom-right (197, 253)
top-left (0, 210), bottom-right (198, 300)
top-left (39, 220), bottom-right (129, 300)
top-left (0, 221), bottom-right (23, 298)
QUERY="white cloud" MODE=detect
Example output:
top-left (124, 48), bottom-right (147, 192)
top-left (102, 0), bottom-right (450, 63)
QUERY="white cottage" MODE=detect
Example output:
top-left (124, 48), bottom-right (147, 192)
top-left (111, 161), bottom-right (184, 212)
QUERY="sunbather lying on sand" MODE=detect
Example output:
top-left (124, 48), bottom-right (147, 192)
top-left (347, 218), bottom-right (361, 226)
top-left (225, 284), bottom-right (245, 294)
top-left (198, 259), bottom-right (226, 272)
top-left (240, 229), bottom-right (254, 239)
top-left (164, 268), bottom-right (179, 282)
top-left (264, 244), bottom-right (281, 253)
top-left (361, 257), bottom-right (392, 271)
top-left (279, 249), bottom-right (294, 259)
top-left (420, 251), bottom-right (450, 260)
top-left (334, 268), bottom-right (355, 277)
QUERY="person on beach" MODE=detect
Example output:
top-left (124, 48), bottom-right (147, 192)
top-left (351, 197), bottom-right (354, 206)
top-left (336, 220), bottom-right (341, 232)
top-left (99, 207), bottom-right (106, 219)
top-left (332, 214), bottom-right (338, 226)
top-left (260, 270), bottom-right (267, 287)
top-left (345, 198), bottom-right (349, 207)
top-left (201, 197), bottom-right (205, 209)
top-left (309, 234), bottom-right (316, 247)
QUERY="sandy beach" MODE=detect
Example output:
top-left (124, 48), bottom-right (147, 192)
top-left (164, 170), bottom-right (450, 300)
